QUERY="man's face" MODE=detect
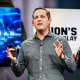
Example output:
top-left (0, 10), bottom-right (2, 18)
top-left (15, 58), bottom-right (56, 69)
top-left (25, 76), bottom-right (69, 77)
top-left (32, 9), bottom-right (51, 32)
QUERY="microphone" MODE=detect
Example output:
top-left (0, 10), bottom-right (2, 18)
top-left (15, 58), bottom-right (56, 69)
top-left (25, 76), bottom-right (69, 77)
top-left (40, 43), bottom-right (43, 46)
top-left (7, 42), bottom-right (17, 57)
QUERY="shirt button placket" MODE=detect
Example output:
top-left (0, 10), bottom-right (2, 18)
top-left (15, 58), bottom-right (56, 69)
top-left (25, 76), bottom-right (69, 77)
top-left (39, 75), bottom-right (42, 79)
top-left (39, 42), bottom-right (43, 80)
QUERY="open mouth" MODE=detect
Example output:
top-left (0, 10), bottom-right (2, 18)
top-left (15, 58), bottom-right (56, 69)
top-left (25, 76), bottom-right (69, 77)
top-left (37, 23), bottom-right (43, 25)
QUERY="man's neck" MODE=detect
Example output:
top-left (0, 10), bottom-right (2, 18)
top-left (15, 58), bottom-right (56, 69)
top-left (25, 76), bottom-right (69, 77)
top-left (36, 30), bottom-right (49, 41)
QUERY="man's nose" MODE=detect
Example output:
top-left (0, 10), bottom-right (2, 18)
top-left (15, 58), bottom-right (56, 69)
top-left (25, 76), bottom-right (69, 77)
top-left (37, 17), bottom-right (42, 21)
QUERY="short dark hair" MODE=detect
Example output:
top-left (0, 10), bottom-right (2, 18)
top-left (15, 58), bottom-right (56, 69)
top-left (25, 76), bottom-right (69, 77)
top-left (32, 7), bottom-right (51, 19)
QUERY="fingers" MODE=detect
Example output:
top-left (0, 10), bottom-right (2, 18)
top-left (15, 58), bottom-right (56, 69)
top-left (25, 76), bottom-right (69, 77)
top-left (53, 43), bottom-right (57, 48)
top-left (7, 47), bottom-right (15, 51)
top-left (15, 48), bottom-right (17, 51)
top-left (6, 47), bottom-right (17, 62)
top-left (57, 40), bottom-right (62, 48)
top-left (57, 40), bottom-right (63, 51)
top-left (53, 40), bottom-right (63, 53)
top-left (6, 47), bottom-right (15, 56)
top-left (53, 40), bottom-right (64, 58)
top-left (53, 41), bottom-right (63, 48)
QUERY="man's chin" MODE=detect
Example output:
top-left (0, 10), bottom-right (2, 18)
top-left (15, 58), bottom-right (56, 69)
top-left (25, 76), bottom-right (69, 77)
top-left (37, 29), bottom-right (44, 34)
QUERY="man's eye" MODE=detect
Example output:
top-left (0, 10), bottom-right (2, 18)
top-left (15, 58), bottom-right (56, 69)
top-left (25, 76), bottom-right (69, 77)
top-left (41, 15), bottom-right (45, 18)
top-left (34, 16), bottom-right (38, 19)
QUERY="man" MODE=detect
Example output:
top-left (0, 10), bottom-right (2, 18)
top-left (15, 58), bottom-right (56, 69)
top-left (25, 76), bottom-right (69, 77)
top-left (6, 7), bottom-right (76, 80)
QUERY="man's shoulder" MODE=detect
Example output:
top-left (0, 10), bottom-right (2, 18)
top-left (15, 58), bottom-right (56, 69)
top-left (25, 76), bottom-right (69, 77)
top-left (51, 33), bottom-right (66, 41)
top-left (22, 37), bottom-right (33, 43)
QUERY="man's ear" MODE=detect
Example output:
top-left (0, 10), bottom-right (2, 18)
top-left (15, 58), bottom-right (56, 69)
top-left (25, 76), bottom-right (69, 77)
top-left (32, 20), bottom-right (34, 26)
top-left (49, 18), bottom-right (52, 24)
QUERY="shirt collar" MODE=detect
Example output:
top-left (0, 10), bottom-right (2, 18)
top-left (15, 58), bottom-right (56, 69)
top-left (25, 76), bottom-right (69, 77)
top-left (33, 31), bottom-right (53, 39)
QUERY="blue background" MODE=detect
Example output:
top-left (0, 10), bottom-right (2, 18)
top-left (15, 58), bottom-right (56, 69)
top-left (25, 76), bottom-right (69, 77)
top-left (0, 7), bottom-right (21, 67)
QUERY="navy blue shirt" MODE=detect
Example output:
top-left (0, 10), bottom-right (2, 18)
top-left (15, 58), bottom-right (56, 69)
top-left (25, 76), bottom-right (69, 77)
top-left (11, 32), bottom-right (76, 80)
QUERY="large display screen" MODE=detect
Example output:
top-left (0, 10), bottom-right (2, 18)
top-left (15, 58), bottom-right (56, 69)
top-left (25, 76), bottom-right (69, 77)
top-left (0, 7), bottom-right (21, 67)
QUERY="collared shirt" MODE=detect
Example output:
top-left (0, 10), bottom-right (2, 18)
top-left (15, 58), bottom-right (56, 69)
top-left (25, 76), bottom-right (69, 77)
top-left (11, 32), bottom-right (76, 80)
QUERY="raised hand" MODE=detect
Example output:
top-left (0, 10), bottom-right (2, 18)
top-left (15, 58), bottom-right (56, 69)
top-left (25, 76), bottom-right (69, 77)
top-left (6, 47), bottom-right (17, 62)
top-left (53, 40), bottom-right (64, 59)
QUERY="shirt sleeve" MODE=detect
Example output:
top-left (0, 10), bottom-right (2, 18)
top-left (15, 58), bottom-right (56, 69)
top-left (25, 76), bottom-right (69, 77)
top-left (11, 43), bottom-right (26, 77)
top-left (61, 38), bottom-right (76, 73)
